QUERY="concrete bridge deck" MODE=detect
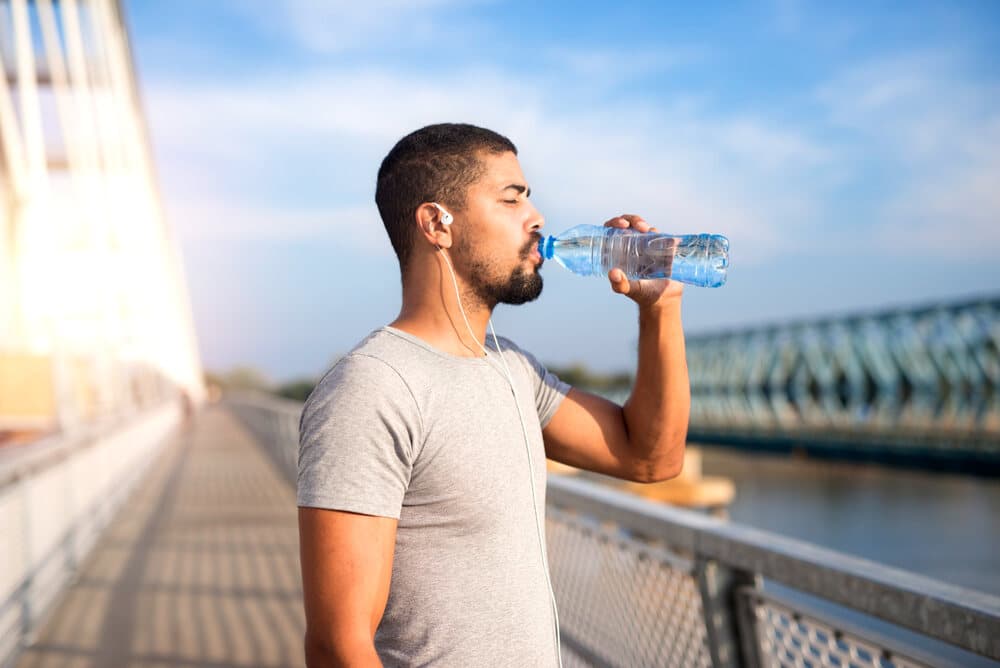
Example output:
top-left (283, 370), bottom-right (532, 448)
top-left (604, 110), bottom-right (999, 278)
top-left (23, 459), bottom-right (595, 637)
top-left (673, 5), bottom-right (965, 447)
top-left (16, 407), bottom-right (306, 668)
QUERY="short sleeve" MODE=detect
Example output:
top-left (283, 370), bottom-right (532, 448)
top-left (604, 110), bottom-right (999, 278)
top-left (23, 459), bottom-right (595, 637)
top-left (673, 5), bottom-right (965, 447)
top-left (497, 338), bottom-right (571, 428)
top-left (297, 354), bottom-right (423, 518)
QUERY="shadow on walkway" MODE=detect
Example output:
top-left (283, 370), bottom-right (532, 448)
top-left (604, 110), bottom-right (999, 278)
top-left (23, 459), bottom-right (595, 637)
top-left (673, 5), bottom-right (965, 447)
top-left (16, 407), bottom-right (305, 668)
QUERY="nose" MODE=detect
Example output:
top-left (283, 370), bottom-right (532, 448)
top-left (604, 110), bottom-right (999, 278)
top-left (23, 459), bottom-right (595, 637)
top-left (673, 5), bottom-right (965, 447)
top-left (527, 201), bottom-right (544, 232)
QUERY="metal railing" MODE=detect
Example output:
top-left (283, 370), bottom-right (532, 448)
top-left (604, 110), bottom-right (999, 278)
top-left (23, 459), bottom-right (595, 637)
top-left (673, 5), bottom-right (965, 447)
top-left (546, 475), bottom-right (999, 667)
top-left (226, 393), bottom-right (1000, 667)
top-left (225, 391), bottom-right (302, 482)
top-left (0, 401), bottom-right (182, 668)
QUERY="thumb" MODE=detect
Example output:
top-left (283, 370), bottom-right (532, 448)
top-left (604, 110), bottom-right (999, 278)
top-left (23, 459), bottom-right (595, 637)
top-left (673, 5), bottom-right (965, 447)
top-left (608, 268), bottom-right (631, 295)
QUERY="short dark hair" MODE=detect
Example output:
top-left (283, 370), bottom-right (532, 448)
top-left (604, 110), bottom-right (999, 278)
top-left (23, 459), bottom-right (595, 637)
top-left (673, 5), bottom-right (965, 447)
top-left (375, 123), bottom-right (517, 271)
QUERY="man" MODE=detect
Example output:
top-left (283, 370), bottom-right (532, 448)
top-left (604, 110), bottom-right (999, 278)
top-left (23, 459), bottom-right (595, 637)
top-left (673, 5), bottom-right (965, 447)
top-left (297, 123), bottom-right (690, 667)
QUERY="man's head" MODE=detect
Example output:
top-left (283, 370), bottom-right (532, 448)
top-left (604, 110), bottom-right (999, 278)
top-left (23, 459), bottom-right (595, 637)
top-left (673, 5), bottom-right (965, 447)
top-left (376, 123), bottom-right (518, 271)
top-left (375, 123), bottom-right (545, 307)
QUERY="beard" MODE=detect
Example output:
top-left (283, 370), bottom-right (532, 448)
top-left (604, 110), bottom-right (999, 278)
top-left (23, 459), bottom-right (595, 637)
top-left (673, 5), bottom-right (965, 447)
top-left (485, 264), bottom-right (543, 305)
top-left (462, 235), bottom-right (544, 307)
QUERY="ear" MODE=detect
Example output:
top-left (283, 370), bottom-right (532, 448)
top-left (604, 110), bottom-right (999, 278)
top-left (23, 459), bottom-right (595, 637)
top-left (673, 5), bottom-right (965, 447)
top-left (415, 202), bottom-right (453, 250)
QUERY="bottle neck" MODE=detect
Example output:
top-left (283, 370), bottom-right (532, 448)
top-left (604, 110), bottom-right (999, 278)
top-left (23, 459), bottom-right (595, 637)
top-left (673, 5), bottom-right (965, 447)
top-left (540, 235), bottom-right (554, 260)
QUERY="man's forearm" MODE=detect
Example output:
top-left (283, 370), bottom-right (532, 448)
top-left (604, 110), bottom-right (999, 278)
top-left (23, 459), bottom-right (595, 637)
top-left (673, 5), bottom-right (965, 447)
top-left (622, 297), bottom-right (690, 482)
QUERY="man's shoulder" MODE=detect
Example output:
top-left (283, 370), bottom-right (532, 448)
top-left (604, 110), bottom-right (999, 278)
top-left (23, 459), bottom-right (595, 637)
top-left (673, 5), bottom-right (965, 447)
top-left (491, 334), bottom-right (539, 367)
top-left (344, 327), bottom-right (414, 370)
top-left (304, 329), bottom-right (414, 405)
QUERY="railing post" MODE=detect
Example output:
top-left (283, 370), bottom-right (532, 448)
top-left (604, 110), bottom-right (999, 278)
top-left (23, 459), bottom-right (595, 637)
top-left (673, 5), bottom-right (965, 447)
top-left (696, 558), bottom-right (761, 668)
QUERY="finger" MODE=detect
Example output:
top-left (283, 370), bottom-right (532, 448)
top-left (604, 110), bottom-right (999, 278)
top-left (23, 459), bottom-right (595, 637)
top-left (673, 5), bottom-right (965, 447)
top-left (603, 214), bottom-right (649, 231)
top-left (631, 219), bottom-right (652, 233)
top-left (608, 268), bottom-right (631, 294)
top-left (620, 214), bottom-right (648, 230)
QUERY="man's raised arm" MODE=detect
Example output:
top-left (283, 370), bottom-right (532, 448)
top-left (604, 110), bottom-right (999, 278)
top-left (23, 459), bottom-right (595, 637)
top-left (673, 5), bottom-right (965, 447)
top-left (542, 214), bottom-right (690, 483)
top-left (299, 507), bottom-right (397, 667)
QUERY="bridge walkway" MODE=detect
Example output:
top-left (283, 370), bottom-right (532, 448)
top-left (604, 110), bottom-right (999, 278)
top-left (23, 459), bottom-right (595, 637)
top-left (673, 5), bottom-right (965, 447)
top-left (16, 407), bottom-right (305, 668)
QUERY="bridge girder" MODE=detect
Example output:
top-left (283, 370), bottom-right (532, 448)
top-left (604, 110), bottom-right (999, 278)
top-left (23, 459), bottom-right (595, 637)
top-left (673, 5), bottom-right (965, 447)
top-left (0, 0), bottom-right (203, 431)
top-left (687, 296), bottom-right (1000, 457)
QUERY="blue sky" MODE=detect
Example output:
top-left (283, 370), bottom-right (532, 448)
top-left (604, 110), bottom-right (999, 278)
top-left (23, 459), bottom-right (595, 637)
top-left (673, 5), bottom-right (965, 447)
top-left (127, 0), bottom-right (1000, 381)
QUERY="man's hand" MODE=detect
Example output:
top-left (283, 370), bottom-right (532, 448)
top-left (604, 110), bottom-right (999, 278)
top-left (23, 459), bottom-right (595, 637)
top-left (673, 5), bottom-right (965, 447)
top-left (541, 212), bottom-right (691, 483)
top-left (603, 214), bottom-right (684, 307)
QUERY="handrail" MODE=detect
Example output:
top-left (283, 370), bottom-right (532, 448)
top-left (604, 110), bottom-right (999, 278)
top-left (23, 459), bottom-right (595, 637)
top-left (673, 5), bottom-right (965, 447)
top-left (0, 400), bottom-right (174, 490)
top-left (0, 402), bottom-right (182, 668)
top-left (547, 474), bottom-right (1000, 661)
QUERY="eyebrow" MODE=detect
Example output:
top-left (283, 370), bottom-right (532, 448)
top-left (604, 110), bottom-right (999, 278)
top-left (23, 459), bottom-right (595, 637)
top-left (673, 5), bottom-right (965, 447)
top-left (503, 184), bottom-right (531, 197)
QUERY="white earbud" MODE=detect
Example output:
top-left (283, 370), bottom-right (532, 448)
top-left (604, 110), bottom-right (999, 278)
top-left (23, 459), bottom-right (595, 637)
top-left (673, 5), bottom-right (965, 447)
top-left (432, 202), bottom-right (453, 225)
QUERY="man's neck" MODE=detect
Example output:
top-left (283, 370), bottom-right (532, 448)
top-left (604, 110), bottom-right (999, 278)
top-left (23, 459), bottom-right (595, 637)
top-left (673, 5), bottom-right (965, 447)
top-left (389, 317), bottom-right (488, 358)
top-left (391, 267), bottom-right (493, 358)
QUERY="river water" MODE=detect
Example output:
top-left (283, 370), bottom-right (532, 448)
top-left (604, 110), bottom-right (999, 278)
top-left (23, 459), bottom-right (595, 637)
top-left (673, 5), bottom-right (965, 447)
top-left (696, 444), bottom-right (1000, 595)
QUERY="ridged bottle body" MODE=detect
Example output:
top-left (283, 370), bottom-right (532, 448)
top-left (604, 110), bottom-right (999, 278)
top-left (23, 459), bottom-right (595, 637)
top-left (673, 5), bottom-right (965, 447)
top-left (539, 224), bottom-right (729, 288)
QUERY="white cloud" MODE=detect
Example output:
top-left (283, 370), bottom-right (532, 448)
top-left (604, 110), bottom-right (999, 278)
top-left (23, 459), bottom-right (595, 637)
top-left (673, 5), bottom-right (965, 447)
top-left (147, 65), bottom-right (832, 265)
top-left (817, 52), bottom-right (993, 157)
top-left (818, 53), bottom-right (1000, 256)
top-left (223, 0), bottom-right (489, 53)
top-left (877, 129), bottom-right (1000, 252)
top-left (165, 198), bottom-right (390, 251)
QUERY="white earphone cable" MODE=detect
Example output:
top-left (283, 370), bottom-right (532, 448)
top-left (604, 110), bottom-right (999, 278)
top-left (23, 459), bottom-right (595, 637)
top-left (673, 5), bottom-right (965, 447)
top-left (437, 247), bottom-right (563, 667)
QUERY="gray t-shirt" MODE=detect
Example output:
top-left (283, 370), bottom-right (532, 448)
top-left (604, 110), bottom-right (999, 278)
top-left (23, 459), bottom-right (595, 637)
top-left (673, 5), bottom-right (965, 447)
top-left (298, 326), bottom-right (570, 667)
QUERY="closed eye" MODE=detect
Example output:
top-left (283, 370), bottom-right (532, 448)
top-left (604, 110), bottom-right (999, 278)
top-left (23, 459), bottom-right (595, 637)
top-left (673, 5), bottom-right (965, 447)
top-left (502, 184), bottom-right (530, 201)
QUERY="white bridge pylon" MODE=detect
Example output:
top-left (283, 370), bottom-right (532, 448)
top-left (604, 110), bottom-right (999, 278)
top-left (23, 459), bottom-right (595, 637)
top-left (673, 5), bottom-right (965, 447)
top-left (0, 0), bottom-right (202, 432)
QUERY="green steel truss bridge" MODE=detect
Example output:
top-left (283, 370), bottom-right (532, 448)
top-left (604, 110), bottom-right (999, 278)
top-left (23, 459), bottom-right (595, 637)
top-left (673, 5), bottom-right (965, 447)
top-left (686, 295), bottom-right (1000, 470)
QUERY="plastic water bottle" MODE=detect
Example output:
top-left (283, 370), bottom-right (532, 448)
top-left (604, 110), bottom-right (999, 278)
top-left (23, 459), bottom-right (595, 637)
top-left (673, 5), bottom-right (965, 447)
top-left (538, 224), bottom-right (729, 288)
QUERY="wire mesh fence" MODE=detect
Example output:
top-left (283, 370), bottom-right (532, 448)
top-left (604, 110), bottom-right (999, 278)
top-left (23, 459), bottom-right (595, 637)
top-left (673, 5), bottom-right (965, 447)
top-left (746, 592), bottom-right (931, 668)
top-left (547, 506), bottom-right (713, 667)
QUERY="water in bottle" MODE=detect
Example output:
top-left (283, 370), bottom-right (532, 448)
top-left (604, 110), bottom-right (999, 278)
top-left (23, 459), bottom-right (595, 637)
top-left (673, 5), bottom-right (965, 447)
top-left (538, 224), bottom-right (729, 288)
